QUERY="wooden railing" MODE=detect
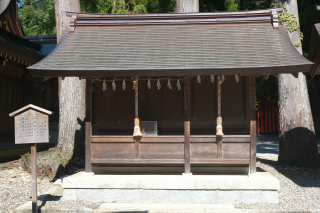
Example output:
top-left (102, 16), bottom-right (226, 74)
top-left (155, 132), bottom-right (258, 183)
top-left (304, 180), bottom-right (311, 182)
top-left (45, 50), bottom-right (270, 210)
top-left (90, 135), bottom-right (251, 166)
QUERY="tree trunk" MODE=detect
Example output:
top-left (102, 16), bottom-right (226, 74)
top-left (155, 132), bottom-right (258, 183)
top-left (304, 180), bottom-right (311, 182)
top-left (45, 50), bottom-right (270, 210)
top-left (55, 0), bottom-right (81, 42)
top-left (54, 0), bottom-right (86, 161)
top-left (20, 0), bottom-right (85, 176)
top-left (111, 0), bottom-right (116, 14)
top-left (176, 0), bottom-right (199, 13)
top-left (278, 0), bottom-right (319, 167)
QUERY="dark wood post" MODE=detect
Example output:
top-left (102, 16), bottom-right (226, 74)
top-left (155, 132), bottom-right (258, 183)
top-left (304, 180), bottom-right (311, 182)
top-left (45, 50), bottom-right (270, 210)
top-left (184, 76), bottom-right (191, 174)
top-left (85, 77), bottom-right (92, 173)
top-left (250, 75), bottom-right (257, 174)
top-left (31, 143), bottom-right (38, 213)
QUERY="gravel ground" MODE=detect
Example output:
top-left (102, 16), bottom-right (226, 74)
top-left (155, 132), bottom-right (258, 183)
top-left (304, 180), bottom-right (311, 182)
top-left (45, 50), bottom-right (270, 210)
top-left (1, 145), bottom-right (320, 212)
top-left (235, 153), bottom-right (320, 210)
top-left (37, 186), bottom-right (103, 210)
top-left (0, 160), bottom-right (101, 213)
top-left (0, 160), bottom-right (52, 213)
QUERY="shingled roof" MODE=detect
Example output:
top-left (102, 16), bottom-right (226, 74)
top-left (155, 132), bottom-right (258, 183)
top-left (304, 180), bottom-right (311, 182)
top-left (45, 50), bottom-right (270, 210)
top-left (28, 9), bottom-right (313, 77)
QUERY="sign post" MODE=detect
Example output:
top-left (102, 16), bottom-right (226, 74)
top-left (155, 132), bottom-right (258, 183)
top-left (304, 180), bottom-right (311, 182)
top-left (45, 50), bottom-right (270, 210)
top-left (9, 104), bottom-right (52, 213)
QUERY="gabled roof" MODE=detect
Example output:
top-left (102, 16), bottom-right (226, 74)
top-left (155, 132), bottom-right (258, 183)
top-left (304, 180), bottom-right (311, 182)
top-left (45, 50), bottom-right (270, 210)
top-left (0, 0), bottom-right (24, 37)
top-left (28, 9), bottom-right (313, 77)
top-left (9, 104), bottom-right (53, 117)
top-left (23, 35), bottom-right (57, 56)
top-left (0, 28), bottom-right (45, 63)
top-left (0, 0), bottom-right (12, 19)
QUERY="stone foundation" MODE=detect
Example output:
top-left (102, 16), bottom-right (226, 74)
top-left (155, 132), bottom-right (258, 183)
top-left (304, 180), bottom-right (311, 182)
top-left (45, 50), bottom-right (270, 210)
top-left (62, 172), bottom-right (280, 204)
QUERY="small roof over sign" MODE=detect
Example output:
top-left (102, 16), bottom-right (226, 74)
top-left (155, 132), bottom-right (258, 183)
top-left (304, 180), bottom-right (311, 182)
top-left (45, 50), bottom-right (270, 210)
top-left (9, 104), bottom-right (53, 117)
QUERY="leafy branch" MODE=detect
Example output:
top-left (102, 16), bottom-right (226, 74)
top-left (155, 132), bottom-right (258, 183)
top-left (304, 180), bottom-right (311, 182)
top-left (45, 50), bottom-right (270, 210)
top-left (278, 6), bottom-right (300, 32)
top-left (270, 1), bottom-right (303, 47)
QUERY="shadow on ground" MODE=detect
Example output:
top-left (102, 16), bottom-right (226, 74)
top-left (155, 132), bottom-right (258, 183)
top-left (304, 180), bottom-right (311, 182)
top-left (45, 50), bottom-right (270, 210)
top-left (256, 156), bottom-right (320, 188)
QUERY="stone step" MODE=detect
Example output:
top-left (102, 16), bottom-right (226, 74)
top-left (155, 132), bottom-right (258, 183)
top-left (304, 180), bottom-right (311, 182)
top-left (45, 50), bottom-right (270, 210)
top-left (97, 203), bottom-right (235, 211)
top-left (62, 172), bottom-right (280, 204)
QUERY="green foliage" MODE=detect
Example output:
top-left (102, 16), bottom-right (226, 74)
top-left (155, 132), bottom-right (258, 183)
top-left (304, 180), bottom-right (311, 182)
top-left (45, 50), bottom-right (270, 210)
top-left (306, 75), bottom-right (315, 89)
top-left (224, 0), bottom-right (238, 11)
top-left (91, 0), bottom-right (175, 14)
top-left (199, 0), bottom-right (225, 12)
top-left (295, 32), bottom-right (304, 47)
top-left (256, 75), bottom-right (278, 101)
top-left (80, 0), bottom-right (99, 13)
top-left (95, 0), bottom-right (147, 14)
top-left (278, 6), bottom-right (300, 32)
top-left (18, 0), bottom-right (56, 36)
top-left (270, 0), bottom-right (281, 8)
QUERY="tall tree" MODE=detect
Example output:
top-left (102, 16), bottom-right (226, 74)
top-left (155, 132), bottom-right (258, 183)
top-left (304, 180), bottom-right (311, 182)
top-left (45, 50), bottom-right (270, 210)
top-left (176, 0), bottom-right (198, 12)
top-left (18, 0), bottom-right (56, 36)
top-left (54, 0), bottom-right (86, 161)
top-left (278, 0), bottom-right (319, 167)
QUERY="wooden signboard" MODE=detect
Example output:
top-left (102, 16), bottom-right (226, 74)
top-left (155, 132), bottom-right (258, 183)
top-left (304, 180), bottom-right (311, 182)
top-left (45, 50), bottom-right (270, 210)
top-left (9, 104), bottom-right (52, 144)
top-left (9, 104), bottom-right (52, 213)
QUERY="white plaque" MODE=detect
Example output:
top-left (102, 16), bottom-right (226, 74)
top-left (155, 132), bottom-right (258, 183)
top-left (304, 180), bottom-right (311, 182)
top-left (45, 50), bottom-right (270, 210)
top-left (14, 109), bottom-right (49, 144)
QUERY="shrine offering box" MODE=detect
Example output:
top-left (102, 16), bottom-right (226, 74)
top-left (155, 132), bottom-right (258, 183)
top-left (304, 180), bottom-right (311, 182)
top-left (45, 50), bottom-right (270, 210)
top-left (141, 121), bottom-right (158, 136)
top-left (9, 104), bottom-right (53, 144)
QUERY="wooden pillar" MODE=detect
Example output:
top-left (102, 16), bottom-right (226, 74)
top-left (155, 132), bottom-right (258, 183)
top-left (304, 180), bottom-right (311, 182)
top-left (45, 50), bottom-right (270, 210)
top-left (250, 75), bottom-right (257, 174)
top-left (31, 143), bottom-right (38, 213)
top-left (85, 77), bottom-right (92, 173)
top-left (184, 76), bottom-right (191, 174)
top-left (216, 75), bottom-right (224, 159)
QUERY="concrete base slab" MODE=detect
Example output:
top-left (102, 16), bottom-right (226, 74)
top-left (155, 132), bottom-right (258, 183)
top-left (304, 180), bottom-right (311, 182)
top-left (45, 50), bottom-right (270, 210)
top-left (63, 189), bottom-right (278, 204)
top-left (62, 172), bottom-right (279, 204)
top-left (98, 203), bottom-right (235, 211)
top-left (14, 201), bottom-right (92, 213)
top-left (62, 172), bottom-right (279, 190)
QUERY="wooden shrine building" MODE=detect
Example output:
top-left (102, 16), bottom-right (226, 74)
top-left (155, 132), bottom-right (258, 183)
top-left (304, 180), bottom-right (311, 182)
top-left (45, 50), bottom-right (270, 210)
top-left (28, 9), bottom-right (313, 175)
top-left (0, 0), bottom-right (47, 145)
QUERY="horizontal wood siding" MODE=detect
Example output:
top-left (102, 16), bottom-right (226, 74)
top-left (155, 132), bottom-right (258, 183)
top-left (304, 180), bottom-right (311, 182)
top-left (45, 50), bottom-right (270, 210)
top-left (91, 135), bottom-right (250, 166)
top-left (139, 143), bottom-right (184, 159)
top-left (191, 143), bottom-right (217, 159)
top-left (222, 143), bottom-right (250, 159)
top-left (91, 143), bottom-right (135, 159)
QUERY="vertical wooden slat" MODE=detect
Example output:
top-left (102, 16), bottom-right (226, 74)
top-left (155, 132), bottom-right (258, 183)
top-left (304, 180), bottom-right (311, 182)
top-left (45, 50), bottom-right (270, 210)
top-left (85, 77), bottom-right (92, 173)
top-left (134, 140), bottom-right (140, 159)
top-left (184, 76), bottom-right (191, 174)
top-left (217, 136), bottom-right (223, 159)
top-left (250, 75), bottom-right (256, 174)
top-left (118, 81), bottom-right (122, 123)
top-left (31, 143), bottom-right (38, 213)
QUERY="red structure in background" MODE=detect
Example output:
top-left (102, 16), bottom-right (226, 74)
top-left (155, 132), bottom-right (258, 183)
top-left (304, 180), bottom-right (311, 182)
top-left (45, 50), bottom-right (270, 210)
top-left (256, 100), bottom-right (279, 135)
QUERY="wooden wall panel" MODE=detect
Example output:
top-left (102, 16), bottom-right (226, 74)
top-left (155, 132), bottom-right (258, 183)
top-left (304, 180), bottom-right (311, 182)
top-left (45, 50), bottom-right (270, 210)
top-left (191, 143), bottom-right (217, 159)
top-left (138, 80), bottom-right (148, 121)
top-left (193, 77), bottom-right (216, 121)
top-left (222, 143), bottom-right (250, 159)
top-left (91, 143), bottom-right (135, 159)
top-left (92, 76), bottom-right (250, 135)
top-left (94, 81), bottom-right (104, 124)
top-left (103, 81), bottom-right (118, 122)
top-left (148, 81), bottom-right (164, 121)
top-left (221, 76), bottom-right (244, 121)
top-left (0, 74), bottom-right (44, 144)
top-left (120, 81), bottom-right (135, 122)
top-left (139, 143), bottom-right (184, 159)
top-left (164, 82), bottom-right (184, 122)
